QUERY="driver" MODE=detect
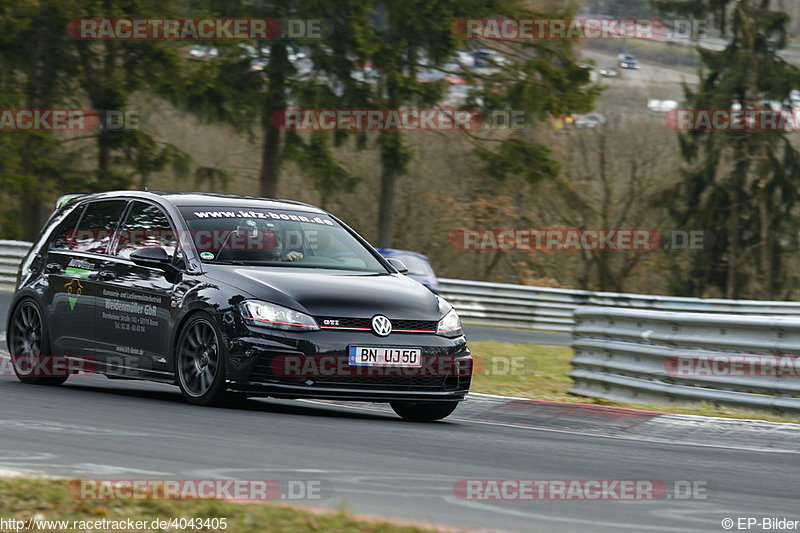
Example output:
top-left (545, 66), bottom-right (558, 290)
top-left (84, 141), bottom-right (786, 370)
top-left (272, 231), bottom-right (304, 262)
top-left (216, 221), bottom-right (304, 262)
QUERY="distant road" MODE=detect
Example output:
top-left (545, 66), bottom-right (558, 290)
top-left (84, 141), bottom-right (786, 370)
top-left (581, 49), bottom-right (699, 93)
top-left (463, 325), bottom-right (570, 345)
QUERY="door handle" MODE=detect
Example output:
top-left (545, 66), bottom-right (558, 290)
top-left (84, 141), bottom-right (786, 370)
top-left (97, 270), bottom-right (116, 281)
top-left (45, 263), bottom-right (63, 274)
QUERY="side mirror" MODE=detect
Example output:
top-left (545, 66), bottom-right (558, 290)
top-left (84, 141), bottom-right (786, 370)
top-left (387, 258), bottom-right (409, 274)
top-left (130, 247), bottom-right (181, 282)
top-left (130, 246), bottom-right (171, 267)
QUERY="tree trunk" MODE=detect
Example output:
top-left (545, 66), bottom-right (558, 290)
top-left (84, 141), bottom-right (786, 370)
top-left (259, 43), bottom-right (289, 199)
top-left (377, 165), bottom-right (396, 247)
top-left (98, 131), bottom-right (111, 180)
top-left (259, 120), bottom-right (282, 198)
top-left (758, 169), bottom-right (771, 297)
top-left (726, 193), bottom-right (740, 298)
top-left (741, 2), bottom-right (771, 298)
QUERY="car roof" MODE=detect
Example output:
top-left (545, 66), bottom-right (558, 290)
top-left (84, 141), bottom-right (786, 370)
top-left (69, 190), bottom-right (327, 214)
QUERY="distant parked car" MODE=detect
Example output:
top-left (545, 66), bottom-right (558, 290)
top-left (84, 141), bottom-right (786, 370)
top-left (455, 50), bottom-right (476, 69)
top-left (187, 45), bottom-right (219, 59)
top-left (598, 66), bottom-right (618, 78)
top-left (472, 48), bottom-right (508, 75)
top-left (442, 84), bottom-right (483, 108)
top-left (647, 99), bottom-right (678, 113)
top-left (617, 53), bottom-right (640, 69)
top-left (574, 113), bottom-right (606, 129)
top-left (377, 249), bottom-right (439, 293)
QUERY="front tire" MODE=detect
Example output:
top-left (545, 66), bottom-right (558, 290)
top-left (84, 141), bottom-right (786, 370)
top-left (390, 400), bottom-right (460, 422)
top-left (175, 313), bottom-right (228, 406)
top-left (7, 298), bottom-right (67, 386)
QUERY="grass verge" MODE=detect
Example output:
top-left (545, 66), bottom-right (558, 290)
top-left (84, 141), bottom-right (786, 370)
top-left (469, 341), bottom-right (799, 424)
top-left (0, 478), bottom-right (452, 533)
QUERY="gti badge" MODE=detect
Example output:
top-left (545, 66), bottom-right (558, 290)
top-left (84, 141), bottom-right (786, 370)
top-left (371, 315), bottom-right (392, 336)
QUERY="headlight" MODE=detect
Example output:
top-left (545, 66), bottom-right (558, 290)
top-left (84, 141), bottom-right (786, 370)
top-left (436, 298), bottom-right (463, 338)
top-left (240, 300), bottom-right (319, 331)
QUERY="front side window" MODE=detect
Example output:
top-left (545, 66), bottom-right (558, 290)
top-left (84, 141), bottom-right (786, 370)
top-left (115, 201), bottom-right (178, 260)
top-left (72, 200), bottom-right (127, 254)
top-left (179, 206), bottom-right (387, 273)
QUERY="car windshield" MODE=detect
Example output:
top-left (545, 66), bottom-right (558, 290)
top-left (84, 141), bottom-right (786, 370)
top-left (179, 206), bottom-right (387, 273)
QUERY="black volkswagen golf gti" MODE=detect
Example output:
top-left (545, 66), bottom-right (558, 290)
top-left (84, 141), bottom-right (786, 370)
top-left (6, 191), bottom-right (472, 421)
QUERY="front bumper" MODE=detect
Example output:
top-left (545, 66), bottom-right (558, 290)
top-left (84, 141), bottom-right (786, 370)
top-left (226, 380), bottom-right (469, 402)
top-left (222, 322), bottom-right (472, 402)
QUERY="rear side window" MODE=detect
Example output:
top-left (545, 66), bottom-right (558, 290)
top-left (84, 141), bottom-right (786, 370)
top-left (49, 205), bottom-right (85, 250)
top-left (114, 201), bottom-right (177, 260)
top-left (73, 200), bottom-right (127, 254)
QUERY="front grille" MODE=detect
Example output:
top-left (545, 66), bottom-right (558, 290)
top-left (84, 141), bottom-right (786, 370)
top-left (317, 317), bottom-right (437, 333)
top-left (394, 319), bottom-right (438, 331)
top-left (311, 375), bottom-right (447, 389)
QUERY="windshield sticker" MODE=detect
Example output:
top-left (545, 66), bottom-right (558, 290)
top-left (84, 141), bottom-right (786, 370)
top-left (200, 251), bottom-right (215, 260)
top-left (190, 210), bottom-right (335, 226)
top-left (67, 258), bottom-right (95, 271)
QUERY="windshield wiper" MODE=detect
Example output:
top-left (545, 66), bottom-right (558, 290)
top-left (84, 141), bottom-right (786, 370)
top-left (203, 260), bottom-right (302, 268)
top-left (204, 260), bottom-right (385, 273)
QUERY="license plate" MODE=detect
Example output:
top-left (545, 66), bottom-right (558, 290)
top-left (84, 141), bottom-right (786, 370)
top-left (348, 346), bottom-right (422, 367)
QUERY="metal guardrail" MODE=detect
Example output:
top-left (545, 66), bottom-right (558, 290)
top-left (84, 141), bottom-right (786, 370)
top-left (0, 240), bottom-right (31, 289)
top-left (438, 279), bottom-right (576, 331)
top-left (569, 307), bottom-right (800, 415)
top-left (438, 278), bottom-right (800, 331)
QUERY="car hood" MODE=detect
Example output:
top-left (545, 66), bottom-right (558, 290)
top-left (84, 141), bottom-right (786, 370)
top-left (205, 266), bottom-right (441, 319)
